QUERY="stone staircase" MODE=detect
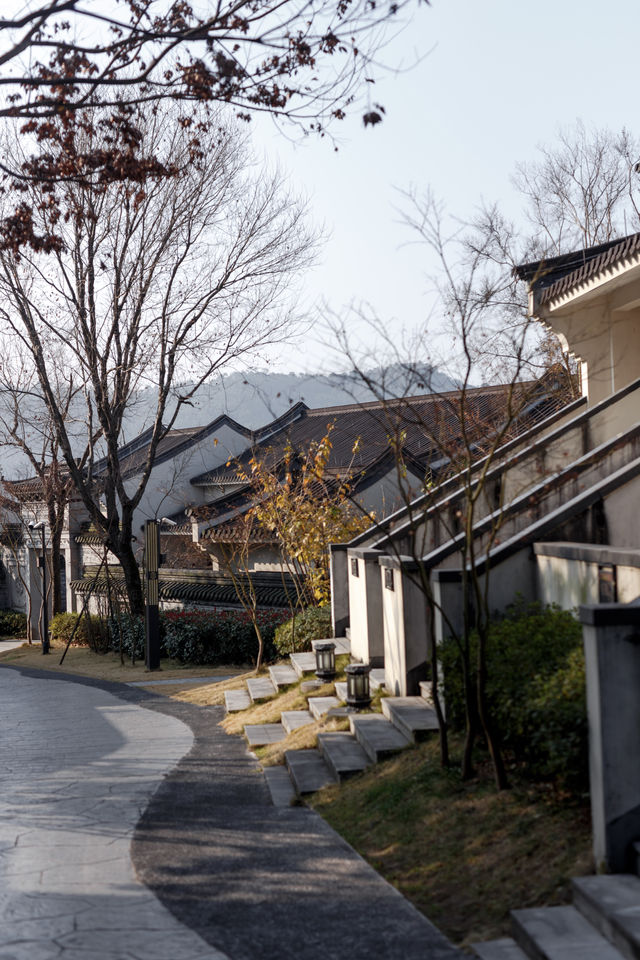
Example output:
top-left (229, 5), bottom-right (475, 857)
top-left (222, 636), bottom-right (439, 801)
top-left (471, 872), bottom-right (640, 960)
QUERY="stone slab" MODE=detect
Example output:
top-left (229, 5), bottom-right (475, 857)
top-left (572, 874), bottom-right (640, 958)
top-left (512, 905), bottom-right (626, 960)
top-left (285, 749), bottom-right (336, 795)
top-left (263, 766), bottom-right (296, 807)
top-left (244, 723), bottom-right (286, 747)
top-left (308, 696), bottom-right (341, 721)
top-left (334, 681), bottom-right (348, 702)
top-left (311, 637), bottom-right (351, 655)
top-left (268, 664), bottom-right (298, 688)
top-left (290, 652), bottom-right (317, 677)
top-left (317, 732), bottom-right (369, 781)
top-left (471, 939), bottom-right (528, 960)
top-left (349, 713), bottom-right (411, 763)
top-left (246, 677), bottom-right (277, 702)
top-left (224, 689), bottom-right (251, 713)
top-left (300, 679), bottom-right (324, 693)
top-left (281, 710), bottom-right (314, 735)
top-left (370, 669), bottom-right (386, 692)
top-left (381, 697), bottom-right (439, 742)
top-left (326, 707), bottom-right (350, 718)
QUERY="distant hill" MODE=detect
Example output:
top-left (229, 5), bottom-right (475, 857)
top-left (134, 364), bottom-right (459, 433)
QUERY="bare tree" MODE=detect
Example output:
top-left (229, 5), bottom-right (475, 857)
top-left (0, 0), bottom-right (423, 252)
top-left (512, 122), bottom-right (640, 257)
top-left (0, 106), bottom-right (317, 616)
top-left (329, 191), bottom-right (572, 790)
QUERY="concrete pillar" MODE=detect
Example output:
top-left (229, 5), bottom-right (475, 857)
top-left (347, 548), bottom-right (385, 666)
top-left (329, 544), bottom-right (349, 638)
top-left (380, 556), bottom-right (429, 696)
top-left (580, 602), bottom-right (640, 872)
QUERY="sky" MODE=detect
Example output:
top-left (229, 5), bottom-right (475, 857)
top-left (249, 0), bottom-right (640, 374)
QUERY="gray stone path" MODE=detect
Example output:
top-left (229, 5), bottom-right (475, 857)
top-left (0, 664), bottom-right (462, 960)
top-left (0, 668), bottom-right (229, 960)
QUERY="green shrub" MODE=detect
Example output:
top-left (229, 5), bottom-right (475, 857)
top-left (441, 599), bottom-right (586, 788)
top-left (51, 612), bottom-right (110, 651)
top-left (106, 608), bottom-right (289, 666)
top-left (274, 606), bottom-right (332, 656)
top-left (108, 613), bottom-right (148, 660)
top-left (0, 609), bottom-right (27, 636)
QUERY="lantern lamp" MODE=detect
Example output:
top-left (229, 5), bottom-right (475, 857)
top-left (346, 663), bottom-right (372, 710)
top-left (314, 642), bottom-right (336, 682)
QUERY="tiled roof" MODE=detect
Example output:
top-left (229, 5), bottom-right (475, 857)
top-left (70, 569), bottom-right (297, 607)
top-left (190, 385), bottom-right (531, 489)
top-left (515, 232), bottom-right (640, 308)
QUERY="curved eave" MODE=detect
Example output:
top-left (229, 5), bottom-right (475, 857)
top-left (534, 253), bottom-right (640, 317)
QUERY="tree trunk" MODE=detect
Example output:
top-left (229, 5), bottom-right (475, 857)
top-left (116, 540), bottom-right (145, 618)
top-left (477, 632), bottom-right (509, 790)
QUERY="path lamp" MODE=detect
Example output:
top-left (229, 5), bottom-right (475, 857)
top-left (28, 521), bottom-right (49, 654)
top-left (144, 517), bottom-right (177, 671)
top-left (345, 663), bottom-right (371, 710)
top-left (314, 641), bottom-right (336, 682)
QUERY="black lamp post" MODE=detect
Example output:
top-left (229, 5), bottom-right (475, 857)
top-left (314, 641), bottom-right (336, 682)
top-left (144, 516), bottom-right (176, 671)
top-left (346, 663), bottom-right (371, 710)
top-left (29, 521), bottom-right (49, 654)
top-left (144, 519), bottom-right (161, 670)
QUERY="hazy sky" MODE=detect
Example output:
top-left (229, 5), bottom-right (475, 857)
top-left (251, 0), bottom-right (640, 373)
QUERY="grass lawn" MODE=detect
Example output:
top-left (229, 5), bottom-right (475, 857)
top-left (0, 637), bottom-right (247, 688)
top-left (312, 737), bottom-right (593, 950)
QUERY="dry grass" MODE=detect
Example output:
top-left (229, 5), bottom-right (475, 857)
top-left (312, 737), bottom-right (593, 949)
top-left (169, 669), bottom-right (259, 705)
top-left (0, 639), bottom-right (246, 686)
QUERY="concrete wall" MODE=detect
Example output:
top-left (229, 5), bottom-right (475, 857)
top-left (347, 548), bottom-right (384, 666)
top-left (380, 557), bottom-right (429, 696)
top-left (580, 603), bottom-right (640, 872)
top-left (536, 542), bottom-right (640, 609)
top-left (329, 544), bottom-right (349, 638)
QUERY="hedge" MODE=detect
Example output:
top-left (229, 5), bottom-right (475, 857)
top-left (107, 607), bottom-right (290, 665)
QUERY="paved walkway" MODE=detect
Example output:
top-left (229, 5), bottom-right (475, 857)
top-left (0, 665), bottom-right (462, 960)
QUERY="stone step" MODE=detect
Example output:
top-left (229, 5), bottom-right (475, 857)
top-left (572, 874), bottom-right (640, 960)
top-left (285, 748), bottom-right (336, 795)
top-left (246, 676), bottom-right (277, 702)
top-left (370, 668), bottom-right (386, 693)
top-left (263, 766), bottom-right (296, 807)
top-left (244, 723), bottom-right (286, 747)
top-left (512, 905), bottom-right (626, 960)
top-left (471, 939), bottom-right (528, 960)
top-left (308, 696), bottom-right (341, 721)
top-left (349, 713), bottom-right (411, 763)
top-left (381, 697), bottom-right (439, 742)
top-left (419, 681), bottom-right (446, 717)
top-left (317, 731), bottom-right (370, 781)
top-left (311, 636), bottom-right (351, 656)
top-left (290, 652), bottom-right (317, 677)
top-left (268, 664), bottom-right (298, 688)
top-left (334, 681), bottom-right (348, 702)
top-left (280, 710), bottom-right (314, 735)
top-left (224, 689), bottom-right (251, 712)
